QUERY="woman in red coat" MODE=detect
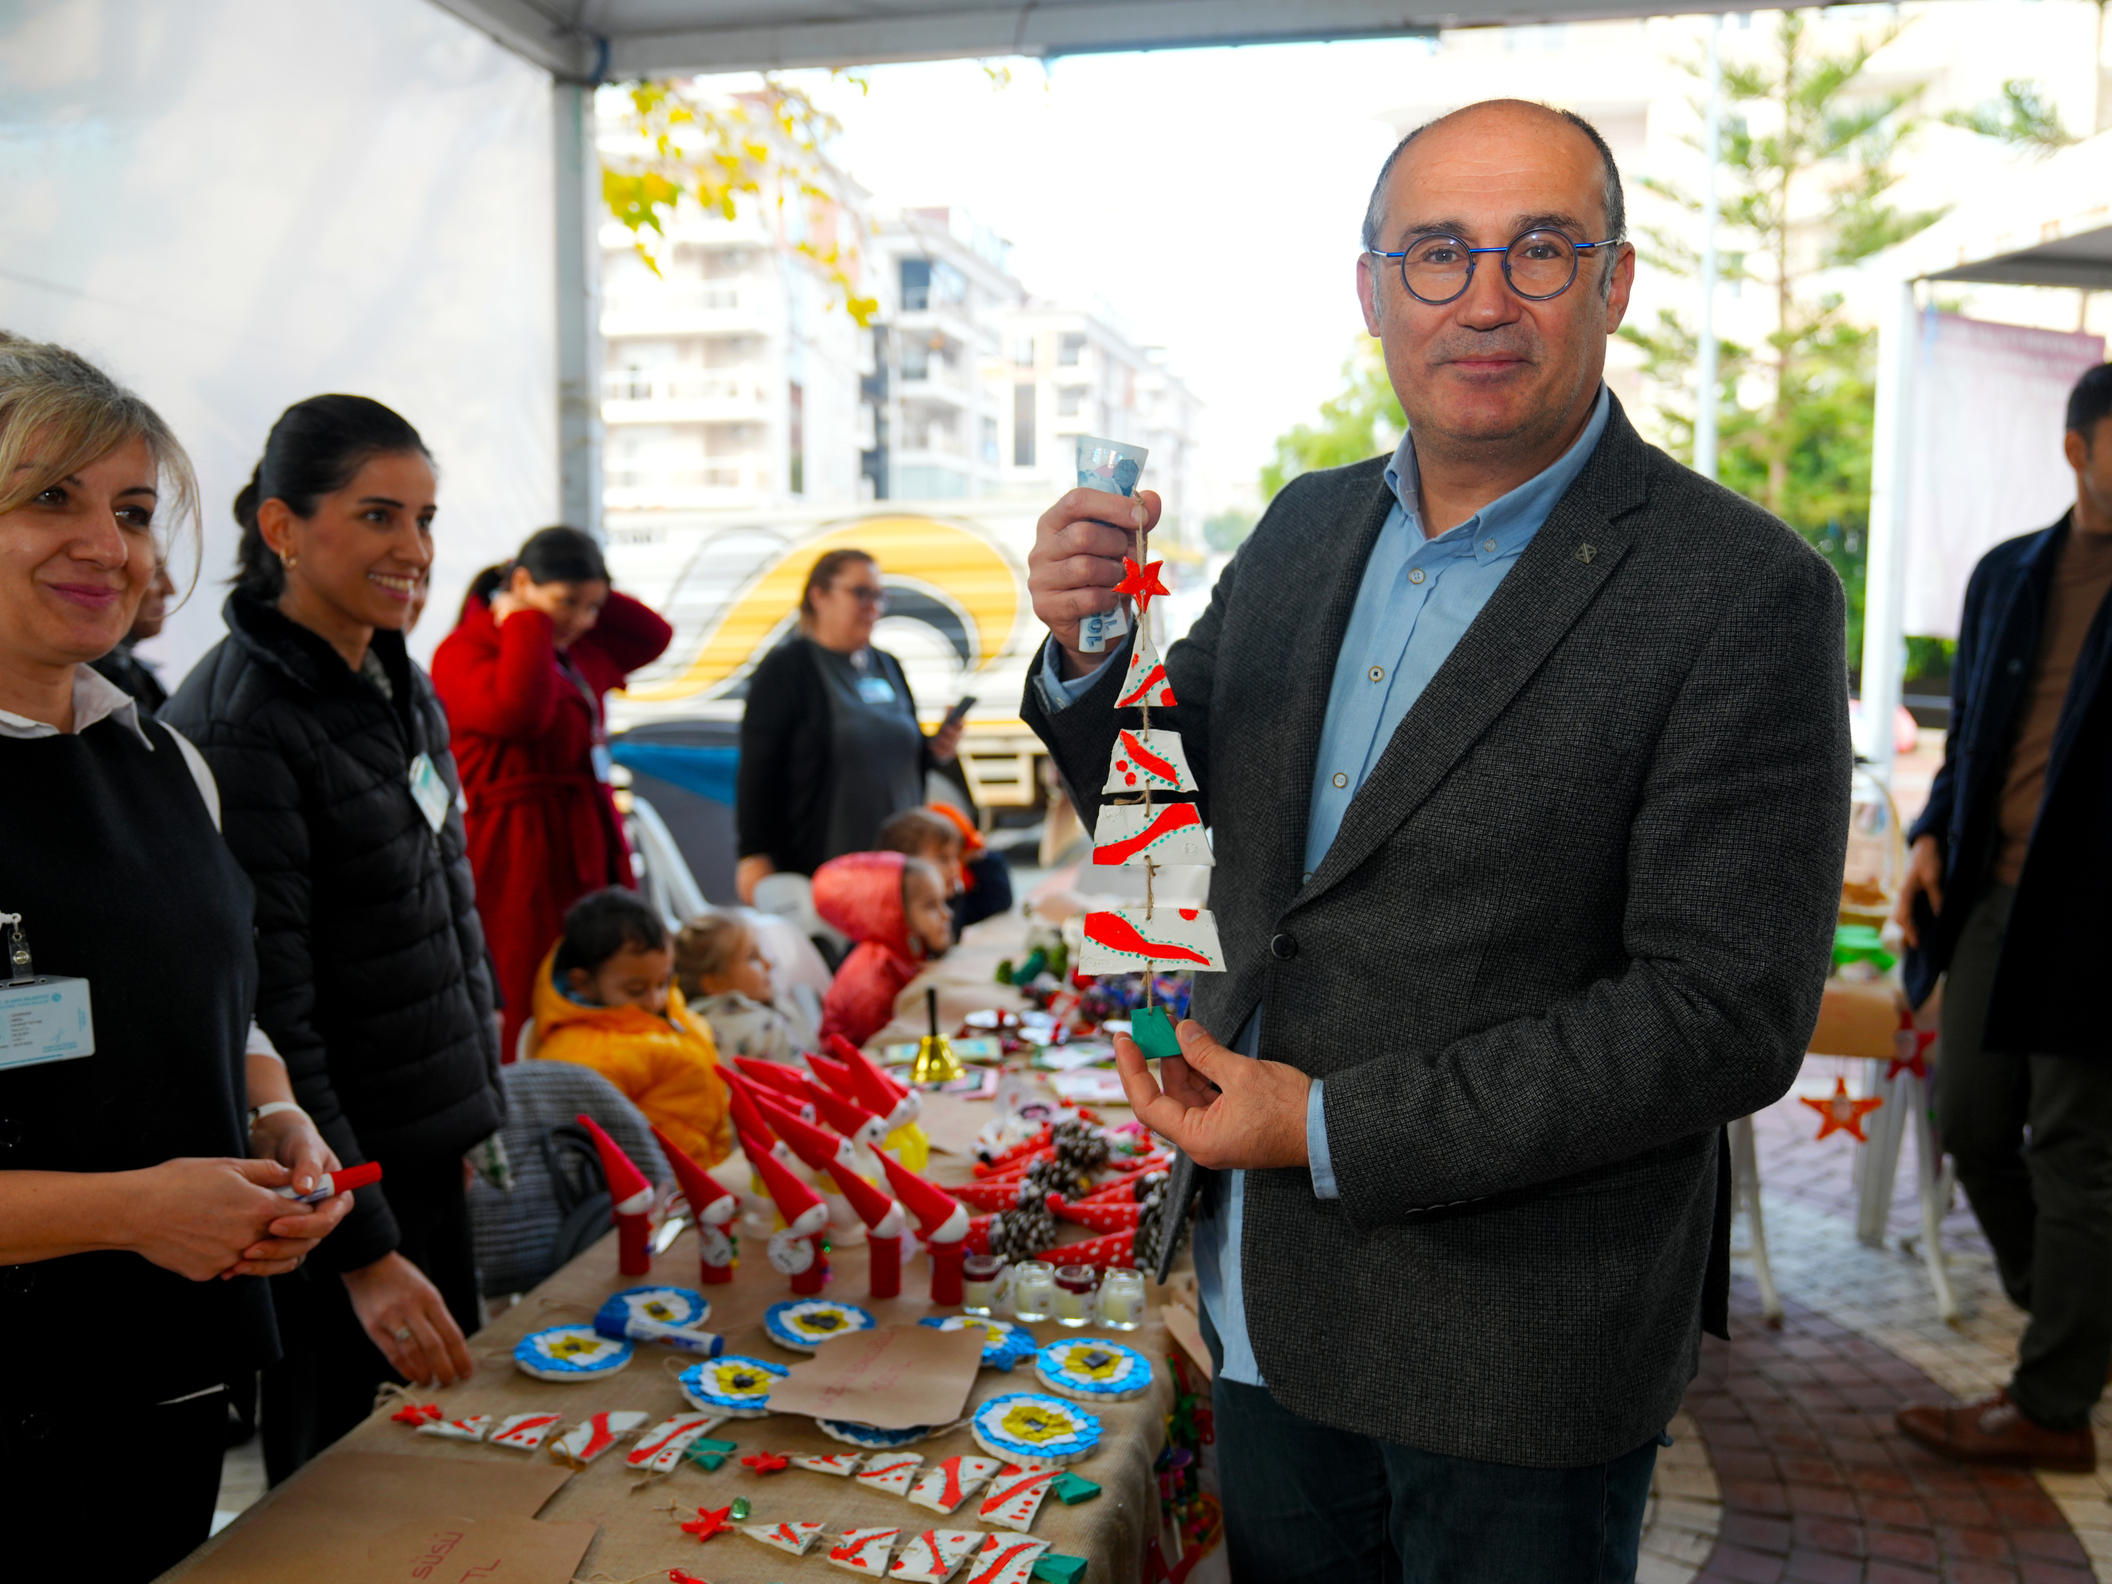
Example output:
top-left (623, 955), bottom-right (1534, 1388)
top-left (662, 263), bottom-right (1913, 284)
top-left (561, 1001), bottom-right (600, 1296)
top-left (432, 527), bottom-right (672, 1058)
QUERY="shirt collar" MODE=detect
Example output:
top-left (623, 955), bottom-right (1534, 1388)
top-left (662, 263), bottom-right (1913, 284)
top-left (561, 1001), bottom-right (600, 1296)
top-left (0, 664), bottom-right (154, 748)
top-left (1384, 384), bottom-right (1612, 562)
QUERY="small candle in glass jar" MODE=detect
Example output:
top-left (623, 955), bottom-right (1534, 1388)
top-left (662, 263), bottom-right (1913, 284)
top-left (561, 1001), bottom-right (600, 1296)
top-left (962, 1254), bottom-right (1006, 1316)
top-left (1010, 1261), bottom-right (1056, 1322)
top-left (1053, 1264), bottom-right (1099, 1327)
top-left (1097, 1267), bottom-right (1146, 1330)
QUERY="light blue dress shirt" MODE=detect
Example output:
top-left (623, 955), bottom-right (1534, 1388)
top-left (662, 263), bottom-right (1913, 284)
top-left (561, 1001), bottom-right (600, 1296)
top-left (1039, 386), bottom-right (1611, 1385)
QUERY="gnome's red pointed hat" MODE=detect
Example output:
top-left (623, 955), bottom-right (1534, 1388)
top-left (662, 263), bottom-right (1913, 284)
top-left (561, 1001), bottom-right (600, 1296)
top-left (716, 1066), bottom-right (780, 1149)
top-left (824, 1034), bottom-right (918, 1128)
top-left (751, 1093), bottom-right (854, 1176)
top-left (875, 1148), bottom-right (968, 1243)
top-left (743, 1126), bottom-right (828, 1237)
top-left (733, 1057), bottom-right (826, 1109)
top-left (805, 1048), bottom-right (856, 1096)
top-left (652, 1126), bottom-right (738, 1226)
top-left (809, 1083), bottom-right (888, 1147)
top-left (577, 1114), bottom-right (653, 1214)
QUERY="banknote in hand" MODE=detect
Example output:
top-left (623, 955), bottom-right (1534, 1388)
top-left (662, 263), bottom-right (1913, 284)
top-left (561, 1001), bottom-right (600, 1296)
top-left (1074, 435), bottom-right (1150, 653)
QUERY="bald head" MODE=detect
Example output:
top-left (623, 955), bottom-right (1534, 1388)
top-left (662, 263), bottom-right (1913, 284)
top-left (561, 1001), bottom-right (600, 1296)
top-left (1362, 100), bottom-right (1625, 254)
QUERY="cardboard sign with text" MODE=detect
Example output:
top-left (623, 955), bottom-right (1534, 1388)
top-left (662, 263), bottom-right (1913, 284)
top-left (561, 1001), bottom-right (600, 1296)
top-left (765, 1322), bottom-right (987, 1429)
top-left (356, 1514), bottom-right (598, 1584)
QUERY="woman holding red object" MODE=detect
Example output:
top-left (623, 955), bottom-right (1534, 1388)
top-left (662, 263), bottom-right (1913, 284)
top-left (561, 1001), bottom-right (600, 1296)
top-left (432, 526), bottom-right (672, 1059)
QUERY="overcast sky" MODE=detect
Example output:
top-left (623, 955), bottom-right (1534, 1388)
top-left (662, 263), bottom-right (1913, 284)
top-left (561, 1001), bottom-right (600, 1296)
top-left (732, 42), bottom-right (1441, 515)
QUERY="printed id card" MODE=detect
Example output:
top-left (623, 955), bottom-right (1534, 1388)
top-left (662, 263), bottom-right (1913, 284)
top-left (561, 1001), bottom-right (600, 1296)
top-left (856, 674), bottom-right (898, 705)
top-left (0, 976), bottom-right (94, 1071)
top-left (408, 752), bottom-right (451, 833)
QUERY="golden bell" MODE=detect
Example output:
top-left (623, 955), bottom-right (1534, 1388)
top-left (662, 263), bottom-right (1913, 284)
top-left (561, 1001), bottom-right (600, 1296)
top-left (909, 1032), bottom-right (965, 1085)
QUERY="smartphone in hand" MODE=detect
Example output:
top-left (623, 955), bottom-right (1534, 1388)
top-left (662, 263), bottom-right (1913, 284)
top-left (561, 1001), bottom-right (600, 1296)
top-left (941, 696), bottom-right (977, 732)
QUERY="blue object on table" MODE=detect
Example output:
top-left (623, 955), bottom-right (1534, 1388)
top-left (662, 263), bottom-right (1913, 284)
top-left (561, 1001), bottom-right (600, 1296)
top-left (609, 741), bottom-right (740, 807)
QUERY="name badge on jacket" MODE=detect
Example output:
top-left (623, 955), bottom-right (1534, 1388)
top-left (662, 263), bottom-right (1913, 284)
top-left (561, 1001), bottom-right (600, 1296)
top-left (408, 752), bottom-right (451, 833)
top-left (856, 675), bottom-right (898, 705)
top-left (0, 977), bottom-right (94, 1070)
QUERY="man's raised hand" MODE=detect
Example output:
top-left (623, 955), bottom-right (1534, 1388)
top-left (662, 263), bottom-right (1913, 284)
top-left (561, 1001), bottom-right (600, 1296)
top-left (1113, 1018), bottom-right (1311, 1171)
top-left (1027, 487), bottom-right (1163, 678)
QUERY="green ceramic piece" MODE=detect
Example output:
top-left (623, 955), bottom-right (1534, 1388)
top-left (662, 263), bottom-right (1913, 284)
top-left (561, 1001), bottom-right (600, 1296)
top-left (1032, 1555), bottom-right (1088, 1584)
top-left (1127, 1004), bottom-right (1182, 1059)
top-left (1050, 1471), bottom-right (1102, 1505)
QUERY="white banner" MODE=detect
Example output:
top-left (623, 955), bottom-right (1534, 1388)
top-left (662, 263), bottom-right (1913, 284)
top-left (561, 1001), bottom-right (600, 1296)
top-left (1902, 311), bottom-right (2103, 638)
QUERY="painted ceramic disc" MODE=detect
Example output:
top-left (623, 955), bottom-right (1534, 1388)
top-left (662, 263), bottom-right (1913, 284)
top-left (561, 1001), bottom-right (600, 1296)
top-left (764, 1298), bottom-right (877, 1352)
top-left (595, 1284), bottom-right (710, 1334)
top-left (816, 1418), bottom-right (935, 1448)
top-left (1034, 1337), bottom-right (1154, 1401)
top-left (969, 1393), bottom-right (1102, 1466)
top-left (514, 1324), bottom-right (632, 1382)
top-left (679, 1354), bottom-right (788, 1417)
top-left (921, 1315), bottom-right (1037, 1373)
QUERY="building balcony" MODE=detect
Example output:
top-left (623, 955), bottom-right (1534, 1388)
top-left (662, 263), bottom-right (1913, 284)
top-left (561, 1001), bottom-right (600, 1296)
top-left (602, 282), bottom-right (762, 337)
top-left (602, 462), bottom-right (767, 509)
top-left (601, 372), bottom-right (769, 424)
top-left (897, 374), bottom-right (970, 409)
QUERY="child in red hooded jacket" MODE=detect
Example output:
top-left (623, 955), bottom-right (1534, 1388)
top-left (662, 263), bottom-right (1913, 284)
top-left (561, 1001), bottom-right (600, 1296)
top-left (813, 850), bottom-right (954, 1048)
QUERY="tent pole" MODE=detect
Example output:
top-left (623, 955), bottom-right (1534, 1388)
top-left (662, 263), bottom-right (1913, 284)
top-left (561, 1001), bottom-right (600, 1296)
top-left (1695, 14), bottom-right (1722, 482)
top-left (1860, 279), bottom-right (1919, 781)
top-left (555, 80), bottom-right (605, 537)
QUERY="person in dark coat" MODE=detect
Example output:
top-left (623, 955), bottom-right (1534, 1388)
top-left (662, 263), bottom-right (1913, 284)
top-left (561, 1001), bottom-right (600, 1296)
top-left (734, 548), bottom-right (965, 902)
top-left (1892, 364), bottom-right (2112, 1473)
top-left (430, 527), bottom-right (673, 1060)
top-left (89, 555), bottom-right (173, 712)
top-left (0, 334), bottom-right (351, 1581)
top-left (162, 395), bottom-right (503, 1483)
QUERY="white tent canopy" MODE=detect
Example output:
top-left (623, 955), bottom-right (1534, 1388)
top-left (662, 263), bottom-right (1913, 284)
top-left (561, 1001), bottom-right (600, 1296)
top-left (1861, 131), bottom-right (2112, 774)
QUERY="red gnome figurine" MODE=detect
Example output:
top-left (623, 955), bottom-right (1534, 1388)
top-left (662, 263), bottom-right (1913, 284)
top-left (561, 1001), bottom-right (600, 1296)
top-left (744, 1127), bottom-right (831, 1295)
top-left (753, 1095), bottom-right (908, 1300)
top-left (576, 1114), bottom-right (655, 1276)
top-left (653, 1127), bottom-right (740, 1286)
top-left (876, 1149), bottom-right (970, 1306)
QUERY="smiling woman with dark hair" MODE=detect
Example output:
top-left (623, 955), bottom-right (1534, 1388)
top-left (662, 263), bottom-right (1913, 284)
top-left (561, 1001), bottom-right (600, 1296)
top-left (162, 394), bottom-right (503, 1484)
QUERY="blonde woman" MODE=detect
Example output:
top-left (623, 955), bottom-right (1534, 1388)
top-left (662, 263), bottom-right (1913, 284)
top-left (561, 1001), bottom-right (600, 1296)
top-left (0, 334), bottom-right (351, 1579)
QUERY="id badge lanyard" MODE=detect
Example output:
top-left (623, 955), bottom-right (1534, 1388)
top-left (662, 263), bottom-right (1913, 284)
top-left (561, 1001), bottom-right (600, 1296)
top-left (559, 652), bottom-right (614, 784)
top-left (0, 911), bottom-right (95, 1070)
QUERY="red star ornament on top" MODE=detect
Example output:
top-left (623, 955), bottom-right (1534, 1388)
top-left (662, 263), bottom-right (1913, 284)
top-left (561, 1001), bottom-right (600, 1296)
top-left (679, 1503), bottom-right (736, 1542)
top-left (1802, 1075), bottom-right (1884, 1142)
top-left (1113, 557), bottom-right (1169, 616)
top-left (1887, 1025), bottom-right (1938, 1082)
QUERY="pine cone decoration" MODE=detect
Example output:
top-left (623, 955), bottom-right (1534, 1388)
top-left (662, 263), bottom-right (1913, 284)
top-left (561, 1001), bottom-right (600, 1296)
top-left (1134, 1171), bottom-right (1192, 1274)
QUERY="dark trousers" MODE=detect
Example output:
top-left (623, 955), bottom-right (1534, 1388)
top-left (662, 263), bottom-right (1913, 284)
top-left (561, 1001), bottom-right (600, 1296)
top-left (1939, 883), bottom-right (2112, 1431)
top-left (5, 1387), bottom-right (226, 1581)
top-left (1198, 1305), bottom-right (1658, 1583)
top-left (262, 1155), bottom-right (481, 1484)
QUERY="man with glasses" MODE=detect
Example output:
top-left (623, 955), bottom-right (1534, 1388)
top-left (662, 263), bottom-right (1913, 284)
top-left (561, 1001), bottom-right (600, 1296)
top-left (1024, 99), bottom-right (1848, 1580)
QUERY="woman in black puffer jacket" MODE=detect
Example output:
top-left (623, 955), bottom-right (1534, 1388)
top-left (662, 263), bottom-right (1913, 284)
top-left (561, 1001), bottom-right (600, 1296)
top-left (162, 396), bottom-right (502, 1482)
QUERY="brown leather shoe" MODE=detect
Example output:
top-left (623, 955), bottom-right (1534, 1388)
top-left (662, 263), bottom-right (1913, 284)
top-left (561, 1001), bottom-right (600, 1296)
top-left (1896, 1390), bottom-right (2097, 1473)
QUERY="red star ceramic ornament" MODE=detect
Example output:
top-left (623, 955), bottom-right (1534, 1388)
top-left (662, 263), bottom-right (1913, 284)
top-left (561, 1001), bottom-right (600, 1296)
top-left (1113, 557), bottom-right (1168, 615)
top-left (668, 1571), bottom-right (709, 1584)
top-left (1802, 1075), bottom-right (1884, 1142)
top-left (680, 1503), bottom-right (736, 1542)
top-left (390, 1402), bottom-right (442, 1425)
top-left (741, 1452), bottom-right (790, 1475)
top-left (1887, 1025), bottom-right (1937, 1083)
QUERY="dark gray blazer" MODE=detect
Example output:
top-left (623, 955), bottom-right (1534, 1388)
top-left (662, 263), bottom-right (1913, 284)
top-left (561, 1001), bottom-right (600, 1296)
top-left (1024, 399), bottom-right (1849, 1467)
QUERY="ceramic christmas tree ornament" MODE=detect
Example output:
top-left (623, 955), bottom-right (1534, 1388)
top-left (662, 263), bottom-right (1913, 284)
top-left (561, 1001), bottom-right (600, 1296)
top-left (743, 1520), bottom-right (827, 1557)
top-left (678, 1354), bottom-right (788, 1417)
top-left (970, 1396), bottom-right (1102, 1469)
top-left (908, 1455), bottom-right (1007, 1514)
top-left (653, 1127), bottom-right (741, 1286)
top-left (977, 1466), bottom-right (1060, 1532)
top-left (1091, 802), bottom-right (1210, 867)
top-left (514, 1325), bottom-right (632, 1382)
top-left (827, 1528), bottom-right (902, 1576)
top-left (626, 1411), bottom-right (727, 1474)
top-left (920, 1315), bottom-right (1037, 1373)
top-left (819, 1419), bottom-right (936, 1450)
top-left (1078, 908), bottom-right (1224, 974)
top-left (764, 1298), bottom-right (877, 1352)
top-left (790, 1450), bottom-right (869, 1476)
top-left (1115, 629), bottom-right (1177, 710)
top-left (888, 1529), bottom-right (986, 1583)
top-left (416, 1414), bottom-right (491, 1442)
top-left (487, 1412), bottom-right (563, 1452)
top-left (1100, 730), bottom-right (1196, 796)
top-left (962, 1532), bottom-right (1052, 1583)
top-left (548, 1408), bottom-right (647, 1466)
top-left (1034, 1339), bottom-right (1153, 1402)
top-left (853, 1452), bottom-right (925, 1498)
top-left (574, 1112), bottom-right (656, 1275)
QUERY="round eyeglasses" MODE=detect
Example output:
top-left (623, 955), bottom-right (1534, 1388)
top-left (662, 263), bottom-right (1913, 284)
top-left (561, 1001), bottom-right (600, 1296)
top-left (1369, 227), bottom-right (1618, 306)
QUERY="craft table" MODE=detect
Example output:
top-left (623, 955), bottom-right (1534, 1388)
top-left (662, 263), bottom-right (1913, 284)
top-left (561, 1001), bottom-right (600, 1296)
top-left (168, 1209), bottom-right (1177, 1584)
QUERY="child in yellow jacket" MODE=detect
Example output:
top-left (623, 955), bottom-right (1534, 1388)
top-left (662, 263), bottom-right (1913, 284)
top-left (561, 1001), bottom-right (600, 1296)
top-left (529, 887), bottom-right (733, 1166)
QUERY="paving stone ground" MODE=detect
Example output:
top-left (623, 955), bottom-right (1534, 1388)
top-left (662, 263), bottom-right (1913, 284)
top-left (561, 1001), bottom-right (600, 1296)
top-left (1638, 1058), bottom-right (2112, 1583)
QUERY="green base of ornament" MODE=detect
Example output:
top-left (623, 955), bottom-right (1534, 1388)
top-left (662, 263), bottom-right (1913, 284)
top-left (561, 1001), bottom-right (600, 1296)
top-left (1051, 1471), bottom-right (1101, 1505)
top-left (1128, 1005), bottom-right (1182, 1059)
top-left (1032, 1554), bottom-right (1088, 1584)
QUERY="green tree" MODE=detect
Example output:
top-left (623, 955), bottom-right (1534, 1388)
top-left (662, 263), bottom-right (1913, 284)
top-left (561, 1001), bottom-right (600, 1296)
top-left (1943, 79), bottom-right (2078, 157)
top-left (1259, 338), bottom-right (1405, 498)
top-left (1202, 509), bottom-right (1257, 552)
top-left (601, 78), bottom-right (879, 324)
top-left (1624, 10), bottom-right (1944, 667)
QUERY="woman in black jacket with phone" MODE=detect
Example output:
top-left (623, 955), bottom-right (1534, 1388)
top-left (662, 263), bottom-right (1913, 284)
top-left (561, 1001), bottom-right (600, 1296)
top-left (734, 548), bottom-right (965, 901)
top-left (163, 396), bottom-right (503, 1481)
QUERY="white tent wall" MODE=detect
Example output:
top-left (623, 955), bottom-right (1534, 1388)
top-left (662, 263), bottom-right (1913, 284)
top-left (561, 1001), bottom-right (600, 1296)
top-left (0, 0), bottom-right (559, 680)
top-left (1900, 313), bottom-right (2105, 640)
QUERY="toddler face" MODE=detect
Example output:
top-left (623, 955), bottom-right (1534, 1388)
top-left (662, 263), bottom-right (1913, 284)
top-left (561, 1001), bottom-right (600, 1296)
top-left (915, 834), bottom-right (965, 895)
top-left (570, 942), bottom-right (675, 1015)
top-left (904, 868), bottom-right (955, 959)
top-left (703, 927), bottom-right (775, 1003)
